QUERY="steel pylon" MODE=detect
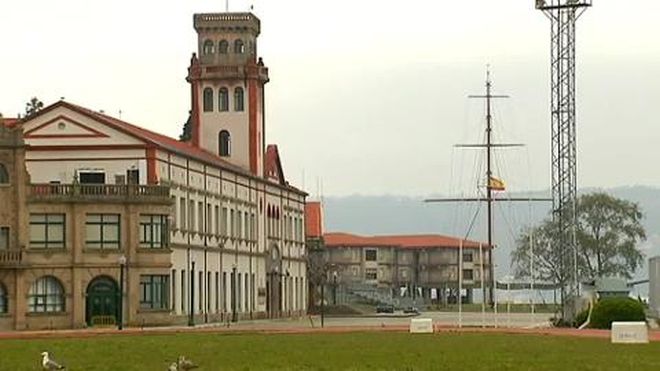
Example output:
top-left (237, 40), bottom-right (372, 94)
top-left (536, 0), bottom-right (591, 320)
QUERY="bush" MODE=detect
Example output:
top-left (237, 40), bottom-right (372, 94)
top-left (589, 297), bottom-right (646, 329)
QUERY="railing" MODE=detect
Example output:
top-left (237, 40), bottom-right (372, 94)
top-left (0, 250), bottom-right (22, 265)
top-left (29, 184), bottom-right (171, 203)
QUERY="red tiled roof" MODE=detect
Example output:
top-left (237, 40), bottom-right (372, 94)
top-left (324, 232), bottom-right (490, 250)
top-left (19, 101), bottom-right (305, 195)
top-left (305, 202), bottom-right (323, 238)
top-left (1, 118), bottom-right (19, 128)
top-left (265, 145), bottom-right (285, 185)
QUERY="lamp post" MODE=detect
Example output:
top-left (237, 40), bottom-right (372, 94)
top-left (188, 261), bottom-right (195, 327)
top-left (117, 254), bottom-right (127, 330)
top-left (332, 271), bottom-right (338, 305)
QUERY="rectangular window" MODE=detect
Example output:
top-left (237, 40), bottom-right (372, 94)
top-left (365, 249), bottom-right (377, 262)
top-left (79, 171), bottom-right (105, 184)
top-left (179, 198), bottom-right (186, 230)
top-left (251, 273), bottom-right (255, 311)
top-left (86, 214), bottom-right (120, 249)
top-left (29, 214), bottom-right (65, 249)
top-left (365, 268), bottom-right (377, 280)
top-left (139, 275), bottom-right (169, 310)
top-left (171, 269), bottom-right (177, 311)
top-left (139, 215), bottom-right (168, 249)
top-left (222, 272), bottom-right (227, 312)
top-left (207, 272), bottom-right (211, 312)
top-left (0, 227), bottom-right (8, 249)
top-left (189, 200), bottom-right (195, 232)
top-left (214, 205), bottom-right (220, 235)
top-left (244, 273), bottom-right (249, 312)
top-left (221, 207), bottom-right (228, 236)
top-left (198, 271), bottom-right (203, 311)
top-left (237, 211), bottom-right (243, 239)
top-left (215, 272), bottom-right (220, 312)
top-left (462, 269), bottom-right (474, 280)
top-left (230, 209), bottom-right (235, 238)
top-left (207, 204), bottom-right (212, 235)
top-left (198, 202), bottom-right (204, 234)
top-left (180, 270), bottom-right (186, 312)
top-left (251, 213), bottom-right (256, 240)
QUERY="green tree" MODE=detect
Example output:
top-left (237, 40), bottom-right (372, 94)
top-left (512, 192), bottom-right (646, 284)
top-left (25, 97), bottom-right (44, 117)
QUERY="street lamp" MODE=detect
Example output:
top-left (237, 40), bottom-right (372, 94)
top-left (332, 271), bottom-right (338, 305)
top-left (117, 254), bottom-right (127, 330)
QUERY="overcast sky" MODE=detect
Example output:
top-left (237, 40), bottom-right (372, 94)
top-left (1, 0), bottom-right (659, 196)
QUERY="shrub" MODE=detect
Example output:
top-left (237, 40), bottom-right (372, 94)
top-left (589, 297), bottom-right (646, 329)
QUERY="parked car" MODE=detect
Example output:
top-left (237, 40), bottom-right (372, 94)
top-left (403, 306), bottom-right (420, 314)
top-left (376, 304), bottom-right (395, 313)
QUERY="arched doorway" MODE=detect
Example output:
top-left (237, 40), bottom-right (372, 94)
top-left (266, 245), bottom-right (282, 318)
top-left (86, 276), bottom-right (119, 326)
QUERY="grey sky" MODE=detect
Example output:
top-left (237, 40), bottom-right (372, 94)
top-left (1, 0), bottom-right (658, 196)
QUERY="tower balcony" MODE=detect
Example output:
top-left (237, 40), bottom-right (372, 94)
top-left (28, 184), bottom-right (172, 205)
top-left (202, 65), bottom-right (269, 83)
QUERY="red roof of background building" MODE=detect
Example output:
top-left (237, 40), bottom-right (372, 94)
top-left (324, 232), bottom-right (490, 249)
top-left (305, 202), bottom-right (323, 238)
top-left (1, 118), bottom-right (19, 128)
top-left (17, 101), bottom-right (305, 195)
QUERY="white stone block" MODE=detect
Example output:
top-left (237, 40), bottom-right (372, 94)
top-left (611, 322), bottom-right (649, 344)
top-left (410, 318), bottom-right (433, 334)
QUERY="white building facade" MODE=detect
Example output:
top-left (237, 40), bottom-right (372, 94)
top-left (16, 12), bottom-right (307, 325)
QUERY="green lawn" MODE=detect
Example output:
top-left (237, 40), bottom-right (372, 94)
top-left (1, 332), bottom-right (658, 370)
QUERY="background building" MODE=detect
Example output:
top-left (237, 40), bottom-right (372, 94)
top-left (0, 11), bottom-right (307, 330)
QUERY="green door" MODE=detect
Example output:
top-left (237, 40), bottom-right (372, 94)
top-left (86, 277), bottom-right (119, 326)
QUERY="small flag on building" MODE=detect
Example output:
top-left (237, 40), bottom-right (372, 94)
top-left (488, 177), bottom-right (506, 191)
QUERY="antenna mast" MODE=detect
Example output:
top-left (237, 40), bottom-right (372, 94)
top-left (536, 0), bottom-right (592, 321)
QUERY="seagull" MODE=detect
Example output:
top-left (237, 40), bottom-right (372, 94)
top-left (177, 356), bottom-right (199, 370)
top-left (168, 362), bottom-right (179, 371)
top-left (41, 352), bottom-right (65, 370)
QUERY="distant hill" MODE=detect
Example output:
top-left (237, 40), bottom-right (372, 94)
top-left (322, 186), bottom-right (660, 283)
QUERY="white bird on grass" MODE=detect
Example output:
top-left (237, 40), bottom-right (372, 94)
top-left (168, 362), bottom-right (179, 371)
top-left (41, 352), bottom-right (65, 370)
top-left (177, 356), bottom-right (199, 370)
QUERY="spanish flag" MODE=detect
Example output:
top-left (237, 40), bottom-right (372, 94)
top-left (489, 177), bottom-right (506, 191)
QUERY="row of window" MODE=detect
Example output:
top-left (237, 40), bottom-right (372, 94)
top-left (16, 213), bottom-right (169, 250)
top-left (0, 275), bottom-right (169, 314)
top-left (174, 198), bottom-right (302, 243)
top-left (362, 268), bottom-right (477, 281)
top-left (203, 87), bottom-right (244, 112)
top-left (202, 39), bottom-right (247, 55)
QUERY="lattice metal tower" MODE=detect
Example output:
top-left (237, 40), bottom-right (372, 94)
top-left (536, 0), bottom-right (592, 318)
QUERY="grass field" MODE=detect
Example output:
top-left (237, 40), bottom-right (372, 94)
top-left (1, 332), bottom-right (659, 370)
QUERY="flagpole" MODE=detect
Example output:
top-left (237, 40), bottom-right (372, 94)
top-left (480, 242), bottom-right (485, 328)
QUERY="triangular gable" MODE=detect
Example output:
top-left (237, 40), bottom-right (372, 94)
top-left (24, 115), bottom-right (109, 139)
top-left (265, 145), bottom-right (286, 185)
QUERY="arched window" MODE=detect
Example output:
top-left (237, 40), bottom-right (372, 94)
top-left (218, 88), bottom-right (229, 112)
top-left (218, 40), bottom-right (229, 54)
top-left (203, 88), bottom-right (214, 112)
top-left (234, 39), bottom-right (245, 54)
top-left (234, 87), bottom-right (244, 112)
top-left (219, 130), bottom-right (231, 157)
top-left (0, 282), bottom-right (7, 314)
top-left (0, 164), bottom-right (8, 184)
top-left (203, 39), bottom-right (215, 55)
top-left (29, 276), bottom-right (65, 313)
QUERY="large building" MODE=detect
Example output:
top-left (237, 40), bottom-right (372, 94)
top-left (304, 202), bottom-right (492, 306)
top-left (0, 11), bottom-right (307, 330)
top-left (322, 233), bottom-right (492, 305)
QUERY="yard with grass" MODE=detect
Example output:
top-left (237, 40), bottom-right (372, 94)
top-left (1, 331), bottom-right (659, 370)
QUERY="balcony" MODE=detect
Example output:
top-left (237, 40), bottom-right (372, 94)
top-left (0, 250), bottom-right (22, 267)
top-left (28, 184), bottom-right (172, 205)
